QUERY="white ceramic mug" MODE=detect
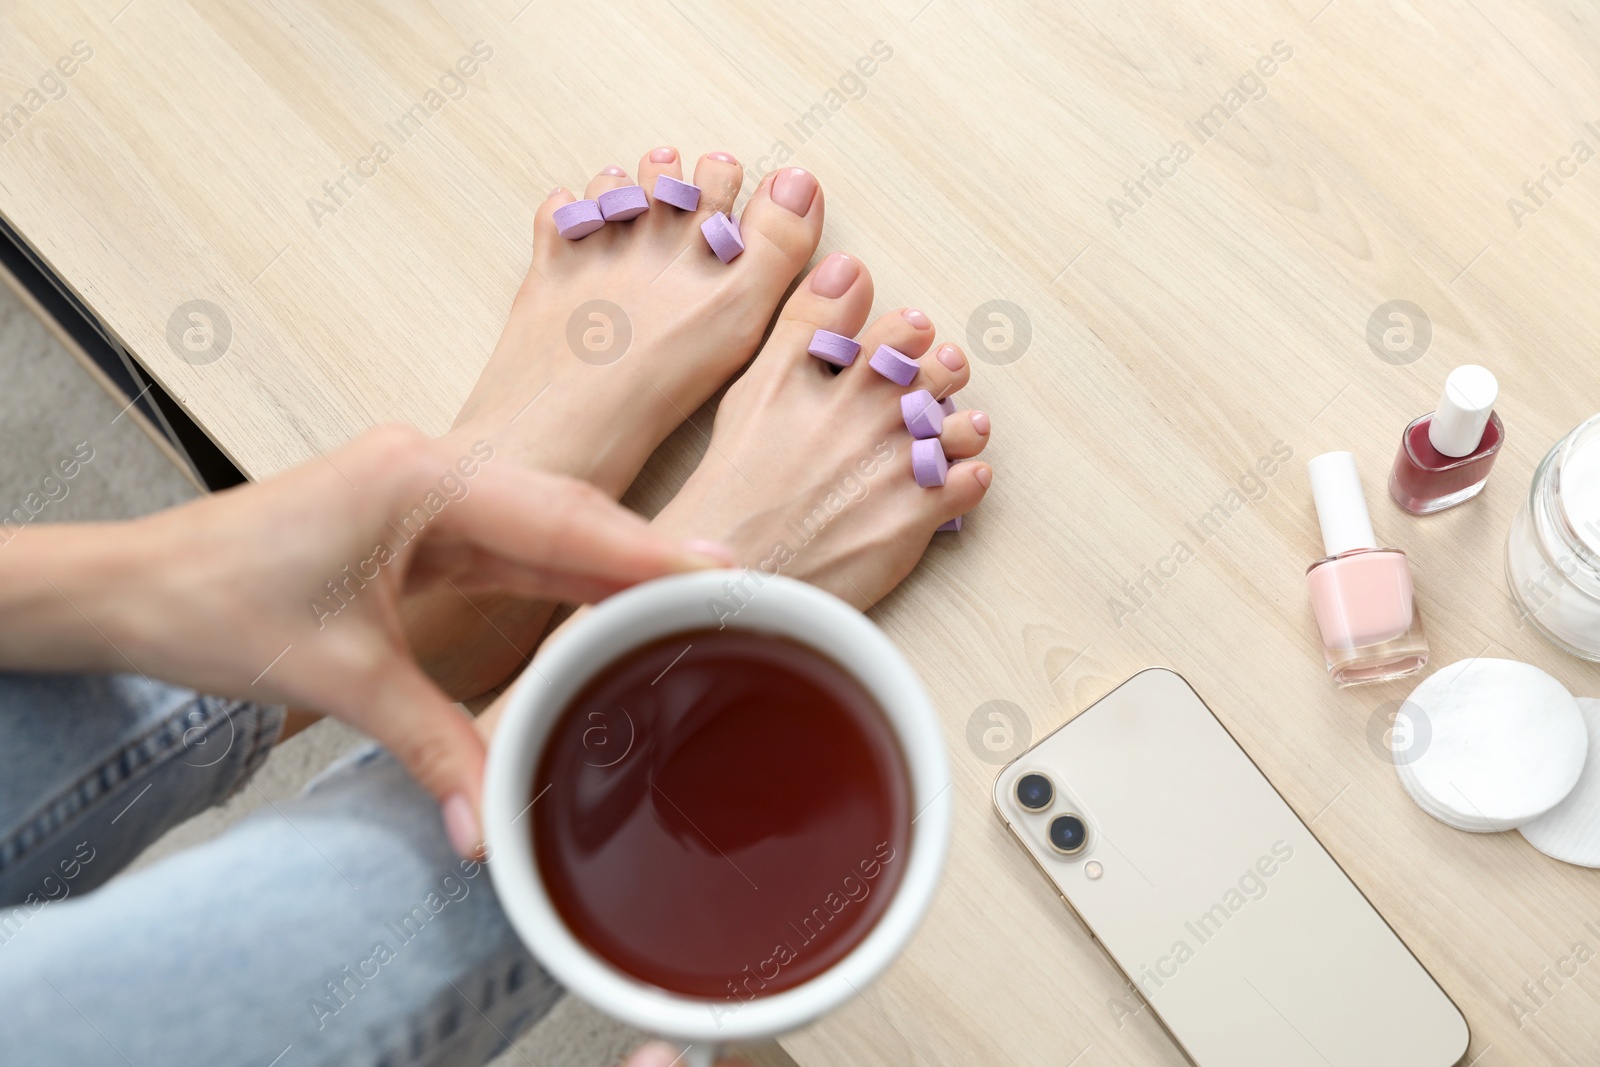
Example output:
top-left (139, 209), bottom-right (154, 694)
top-left (483, 571), bottom-right (951, 1067)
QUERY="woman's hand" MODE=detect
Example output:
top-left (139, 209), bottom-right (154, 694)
top-left (0, 425), bottom-right (727, 854)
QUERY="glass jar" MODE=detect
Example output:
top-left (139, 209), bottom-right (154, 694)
top-left (1506, 414), bottom-right (1600, 659)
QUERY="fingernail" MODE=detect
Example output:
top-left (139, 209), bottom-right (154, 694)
top-left (809, 252), bottom-right (861, 298)
top-left (625, 1042), bottom-right (681, 1067)
top-left (442, 793), bottom-right (482, 859)
top-left (772, 167), bottom-right (818, 215)
top-left (937, 343), bottom-right (964, 371)
top-left (649, 147), bottom-right (677, 163)
top-left (974, 465), bottom-right (993, 489)
top-left (969, 410), bottom-right (990, 435)
top-left (708, 151), bottom-right (739, 165)
top-left (901, 308), bottom-right (932, 330)
top-left (683, 539), bottom-right (736, 568)
top-left (601, 165), bottom-right (627, 177)
top-left (548, 187), bottom-right (566, 198)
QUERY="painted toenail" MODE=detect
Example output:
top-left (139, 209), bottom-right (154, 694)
top-left (649, 147), bottom-right (677, 163)
top-left (938, 516), bottom-right (962, 532)
top-left (937, 344), bottom-right (964, 370)
top-left (597, 185), bottom-right (649, 221)
top-left (772, 167), bottom-right (818, 215)
top-left (548, 187), bottom-right (566, 198)
top-left (868, 344), bottom-right (920, 386)
top-left (969, 410), bottom-right (991, 435)
top-left (702, 212), bottom-right (745, 263)
top-left (708, 151), bottom-right (739, 165)
top-left (683, 539), bottom-right (737, 567)
top-left (601, 165), bottom-right (627, 177)
top-left (912, 438), bottom-right (949, 487)
top-left (901, 390), bottom-right (944, 439)
top-left (938, 396), bottom-right (957, 416)
top-left (974, 465), bottom-right (992, 488)
top-left (553, 199), bottom-right (604, 239)
top-left (652, 175), bottom-right (701, 211)
top-left (809, 253), bottom-right (859, 298)
top-left (808, 329), bottom-right (861, 367)
top-left (901, 308), bottom-right (932, 329)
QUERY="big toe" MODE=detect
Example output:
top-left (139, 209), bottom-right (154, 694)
top-left (735, 166), bottom-right (825, 281)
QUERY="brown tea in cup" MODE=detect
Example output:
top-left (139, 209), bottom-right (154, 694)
top-left (532, 627), bottom-right (912, 1002)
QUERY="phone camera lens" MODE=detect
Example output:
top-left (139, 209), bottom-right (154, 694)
top-left (1048, 814), bottom-right (1088, 855)
top-left (1015, 773), bottom-right (1054, 811)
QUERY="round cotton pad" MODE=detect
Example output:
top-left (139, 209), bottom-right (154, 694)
top-left (1519, 698), bottom-right (1600, 865)
top-left (1394, 658), bottom-right (1587, 833)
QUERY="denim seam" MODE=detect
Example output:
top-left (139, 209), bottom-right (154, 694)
top-left (0, 695), bottom-right (276, 873)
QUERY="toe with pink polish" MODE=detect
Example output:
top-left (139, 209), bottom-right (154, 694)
top-left (912, 438), bottom-right (948, 488)
top-left (808, 329), bottom-right (861, 367)
top-left (652, 174), bottom-right (701, 211)
top-left (869, 344), bottom-right (919, 386)
top-left (901, 389), bottom-right (944, 439)
top-left (597, 185), bottom-right (649, 221)
top-left (702, 211), bottom-right (744, 263)
top-left (553, 200), bottom-right (604, 239)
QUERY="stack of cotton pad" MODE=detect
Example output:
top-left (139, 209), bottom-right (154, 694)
top-left (1391, 659), bottom-right (1594, 862)
top-left (1519, 698), bottom-right (1600, 866)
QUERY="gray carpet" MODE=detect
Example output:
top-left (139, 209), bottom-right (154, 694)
top-left (0, 281), bottom-right (796, 1067)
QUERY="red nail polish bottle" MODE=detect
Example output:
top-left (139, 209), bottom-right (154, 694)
top-left (1388, 365), bottom-right (1504, 515)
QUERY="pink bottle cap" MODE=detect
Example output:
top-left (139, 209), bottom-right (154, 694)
top-left (597, 185), bottom-right (649, 221)
top-left (652, 174), bottom-right (701, 211)
top-left (807, 329), bottom-right (861, 367)
top-left (702, 212), bottom-right (744, 263)
top-left (553, 200), bottom-right (604, 240)
top-left (900, 389), bottom-right (944, 439)
top-left (869, 344), bottom-right (919, 387)
top-left (912, 438), bottom-right (948, 487)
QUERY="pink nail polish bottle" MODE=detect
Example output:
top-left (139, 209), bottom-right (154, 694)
top-left (1306, 452), bottom-right (1429, 686)
top-left (1388, 365), bottom-right (1504, 515)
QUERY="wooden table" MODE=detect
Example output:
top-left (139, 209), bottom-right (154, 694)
top-left (5, 1), bottom-right (1599, 1063)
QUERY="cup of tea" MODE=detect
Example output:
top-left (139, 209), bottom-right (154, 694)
top-left (483, 571), bottom-right (951, 1065)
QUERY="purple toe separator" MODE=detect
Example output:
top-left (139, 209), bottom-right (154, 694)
top-left (869, 345), bottom-right (919, 387)
top-left (598, 185), bottom-right (649, 221)
top-left (937, 516), bottom-right (963, 532)
top-left (553, 199), bottom-right (605, 240)
top-left (653, 174), bottom-right (701, 211)
top-left (808, 330), bottom-right (861, 367)
top-left (938, 396), bottom-right (957, 417)
top-left (702, 212), bottom-right (744, 263)
top-left (912, 438), bottom-right (949, 488)
top-left (901, 390), bottom-right (943, 439)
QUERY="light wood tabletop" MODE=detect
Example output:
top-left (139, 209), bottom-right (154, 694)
top-left (5, 1), bottom-right (1600, 1063)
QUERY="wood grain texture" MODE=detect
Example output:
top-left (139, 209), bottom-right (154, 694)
top-left (4, 0), bottom-right (1600, 1063)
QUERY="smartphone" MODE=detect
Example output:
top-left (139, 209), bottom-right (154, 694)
top-left (993, 668), bottom-right (1469, 1066)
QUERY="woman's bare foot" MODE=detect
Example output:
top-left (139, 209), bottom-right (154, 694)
top-left (446, 147), bottom-right (827, 498)
top-left (651, 287), bottom-right (993, 606)
top-left (407, 149), bottom-right (844, 697)
top-left (473, 282), bottom-right (993, 743)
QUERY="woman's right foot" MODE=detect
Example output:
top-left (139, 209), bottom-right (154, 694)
top-left (649, 282), bottom-right (994, 606)
top-left (446, 147), bottom-right (833, 499)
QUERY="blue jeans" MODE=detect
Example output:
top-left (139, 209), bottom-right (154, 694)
top-left (0, 673), bottom-right (561, 1066)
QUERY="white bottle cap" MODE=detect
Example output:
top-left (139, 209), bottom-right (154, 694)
top-left (1428, 365), bottom-right (1498, 458)
top-left (1308, 451), bottom-right (1378, 557)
